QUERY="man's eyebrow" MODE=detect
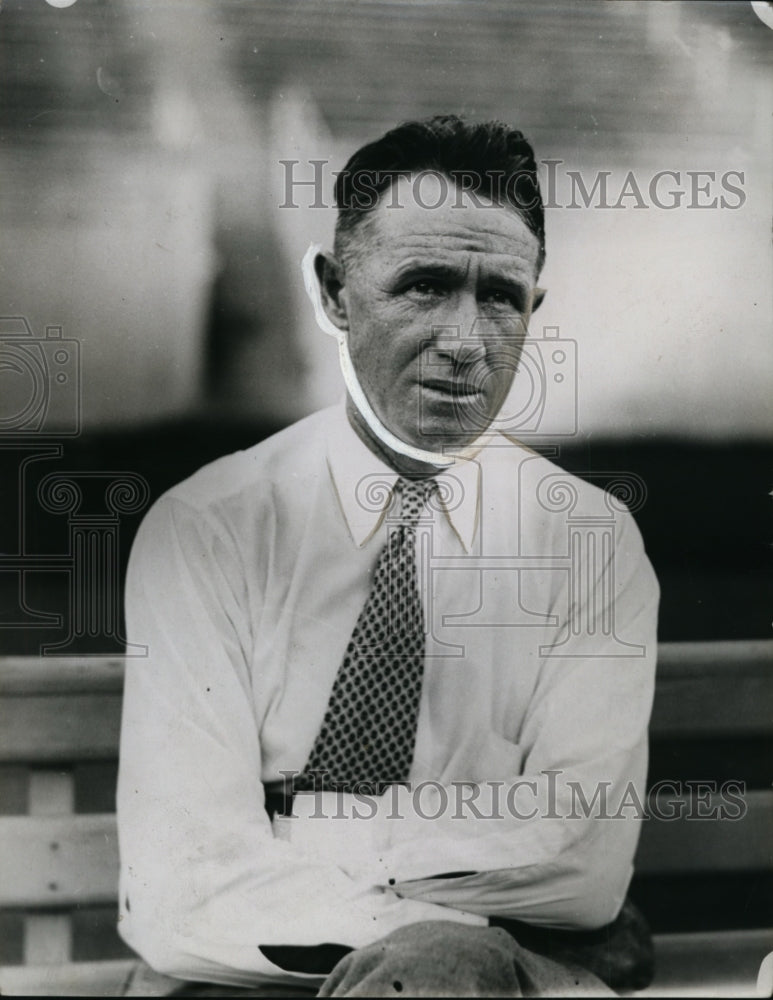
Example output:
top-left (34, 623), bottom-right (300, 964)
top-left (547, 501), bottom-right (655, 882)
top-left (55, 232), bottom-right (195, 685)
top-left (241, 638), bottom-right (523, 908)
top-left (388, 258), bottom-right (533, 307)
top-left (481, 270), bottom-right (529, 289)
top-left (391, 259), bottom-right (465, 281)
top-left (481, 274), bottom-right (531, 302)
top-left (391, 258), bottom-right (531, 288)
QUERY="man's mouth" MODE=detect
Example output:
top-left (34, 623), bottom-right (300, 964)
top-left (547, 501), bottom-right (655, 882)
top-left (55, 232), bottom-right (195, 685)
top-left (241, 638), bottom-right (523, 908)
top-left (420, 377), bottom-right (483, 399)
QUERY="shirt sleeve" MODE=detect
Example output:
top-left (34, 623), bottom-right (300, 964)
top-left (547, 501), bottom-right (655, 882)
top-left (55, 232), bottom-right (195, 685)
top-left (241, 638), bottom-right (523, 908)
top-left (363, 505), bottom-right (660, 930)
top-left (116, 495), bottom-right (484, 990)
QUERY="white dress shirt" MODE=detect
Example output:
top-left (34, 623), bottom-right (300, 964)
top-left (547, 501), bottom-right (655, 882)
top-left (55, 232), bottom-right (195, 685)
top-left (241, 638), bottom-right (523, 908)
top-left (117, 402), bottom-right (659, 988)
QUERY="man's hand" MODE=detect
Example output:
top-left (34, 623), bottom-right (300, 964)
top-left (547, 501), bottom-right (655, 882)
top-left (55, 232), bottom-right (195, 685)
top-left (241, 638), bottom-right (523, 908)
top-left (317, 920), bottom-right (613, 997)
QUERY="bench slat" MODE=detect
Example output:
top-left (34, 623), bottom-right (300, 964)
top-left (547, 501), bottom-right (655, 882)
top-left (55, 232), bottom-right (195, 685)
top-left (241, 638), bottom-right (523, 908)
top-left (0, 694), bottom-right (123, 763)
top-left (635, 789), bottom-right (773, 874)
top-left (0, 657), bottom-right (125, 695)
top-left (0, 815), bottom-right (118, 908)
top-left (2, 643), bottom-right (770, 690)
top-left (654, 640), bottom-right (773, 676)
top-left (640, 928), bottom-right (773, 997)
top-left (25, 771), bottom-right (77, 963)
top-left (649, 678), bottom-right (772, 736)
top-left (0, 958), bottom-right (136, 997)
top-left (0, 788), bottom-right (770, 909)
top-left (3, 676), bottom-right (769, 760)
top-left (23, 915), bottom-right (72, 966)
top-left (1, 642), bottom-right (770, 763)
top-left (651, 640), bottom-right (773, 738)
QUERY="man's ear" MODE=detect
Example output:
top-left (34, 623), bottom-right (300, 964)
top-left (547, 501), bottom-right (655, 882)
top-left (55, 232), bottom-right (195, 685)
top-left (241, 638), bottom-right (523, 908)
top-left (531, 287), bottom-right (547, 312)
top-left (314, 251), bottom-right (349, 332)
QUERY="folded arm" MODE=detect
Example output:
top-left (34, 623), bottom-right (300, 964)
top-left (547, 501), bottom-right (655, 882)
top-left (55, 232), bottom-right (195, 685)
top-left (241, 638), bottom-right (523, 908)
top-left (340, 507), bottom-right (660, 929)
top-left (117, 496), bottom-right (484, 988)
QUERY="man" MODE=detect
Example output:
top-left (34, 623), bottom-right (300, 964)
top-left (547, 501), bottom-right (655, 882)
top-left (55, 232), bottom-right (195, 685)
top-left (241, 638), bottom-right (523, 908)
top-left (117, 116), bottom-right (659, 996)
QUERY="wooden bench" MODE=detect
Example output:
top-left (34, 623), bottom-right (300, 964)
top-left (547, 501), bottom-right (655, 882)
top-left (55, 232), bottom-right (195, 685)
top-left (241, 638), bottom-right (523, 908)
top-left (1, 641), bottom-right (771, 996)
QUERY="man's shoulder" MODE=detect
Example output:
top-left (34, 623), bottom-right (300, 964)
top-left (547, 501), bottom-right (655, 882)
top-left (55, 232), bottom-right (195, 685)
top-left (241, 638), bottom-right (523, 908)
top-left (486, 437), bottom-right (642, 526)
top-left (128, 407), bottom-right (344, 569)
top-left (487, 437), bottom-right (605, 495)
top-left (160, 405), bottom-right (340, 513)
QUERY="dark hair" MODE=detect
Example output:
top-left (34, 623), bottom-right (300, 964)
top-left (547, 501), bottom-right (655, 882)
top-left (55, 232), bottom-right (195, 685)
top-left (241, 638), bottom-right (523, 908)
top-left (333, 114), bottom-right (545, 272)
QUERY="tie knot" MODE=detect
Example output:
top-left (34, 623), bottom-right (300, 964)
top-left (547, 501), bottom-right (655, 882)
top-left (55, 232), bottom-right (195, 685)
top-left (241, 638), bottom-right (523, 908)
top-left (395, 477), bottom-right (438, 527)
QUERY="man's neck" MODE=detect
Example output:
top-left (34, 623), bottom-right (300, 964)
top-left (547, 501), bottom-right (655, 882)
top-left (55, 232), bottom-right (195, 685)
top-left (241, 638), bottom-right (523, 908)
top-left (344, 397), bottom-right (449, 479)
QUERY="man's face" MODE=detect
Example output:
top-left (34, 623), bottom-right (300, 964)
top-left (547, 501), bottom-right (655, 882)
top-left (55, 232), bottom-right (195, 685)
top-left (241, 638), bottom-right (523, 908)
top-left (323, 174), bottom-right (542, 454)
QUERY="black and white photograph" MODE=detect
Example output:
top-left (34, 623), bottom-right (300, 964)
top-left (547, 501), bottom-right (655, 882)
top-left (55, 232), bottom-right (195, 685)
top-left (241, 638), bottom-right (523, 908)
top-left (0, 1), bottom-right (771, 996)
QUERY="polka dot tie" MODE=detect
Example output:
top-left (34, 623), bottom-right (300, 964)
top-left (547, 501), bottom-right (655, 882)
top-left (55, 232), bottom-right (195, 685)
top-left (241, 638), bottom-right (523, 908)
top-left (295, 477), bottom-right (438, 796)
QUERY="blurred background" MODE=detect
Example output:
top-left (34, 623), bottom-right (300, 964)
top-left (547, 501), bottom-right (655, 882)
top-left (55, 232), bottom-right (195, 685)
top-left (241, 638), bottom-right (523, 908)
top-left (0, 0), bottom-right (771, 960)
top-left (1, 0), bottom-right (771, 645)
top-left (1, 0), bottom-right (770, 649)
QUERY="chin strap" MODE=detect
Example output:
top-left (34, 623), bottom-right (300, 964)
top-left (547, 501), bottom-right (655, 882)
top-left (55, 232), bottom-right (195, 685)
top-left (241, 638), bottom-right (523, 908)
top-left (302, 243), bottom-right (457, 469)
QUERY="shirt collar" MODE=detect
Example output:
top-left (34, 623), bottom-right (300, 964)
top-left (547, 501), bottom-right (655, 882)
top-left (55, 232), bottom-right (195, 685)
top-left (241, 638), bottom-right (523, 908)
top-left (325, 402), bottom-right (482, 553)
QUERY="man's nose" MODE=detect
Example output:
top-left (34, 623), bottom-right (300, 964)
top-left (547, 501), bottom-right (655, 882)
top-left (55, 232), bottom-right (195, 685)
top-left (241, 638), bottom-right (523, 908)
top-left (433, 332), bottom-right (487, 368)
top-left (431, 295), bottom-right (487, 367)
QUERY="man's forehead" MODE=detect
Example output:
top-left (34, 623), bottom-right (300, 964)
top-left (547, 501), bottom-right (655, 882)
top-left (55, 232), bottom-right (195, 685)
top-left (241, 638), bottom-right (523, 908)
top-left (360, 173), bottom-right (540, 266)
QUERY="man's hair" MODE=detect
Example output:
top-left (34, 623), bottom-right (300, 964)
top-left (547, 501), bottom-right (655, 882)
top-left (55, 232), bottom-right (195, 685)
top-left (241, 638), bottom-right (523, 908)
top-left (333, 114), bottom-right (545, 272)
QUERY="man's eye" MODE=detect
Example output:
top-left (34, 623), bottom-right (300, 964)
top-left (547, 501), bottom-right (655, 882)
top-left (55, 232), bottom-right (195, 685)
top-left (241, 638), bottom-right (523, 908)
top-left (483, 290), bottom-right (517, 308)
top-left (407, 280), bottom-right (444, 297)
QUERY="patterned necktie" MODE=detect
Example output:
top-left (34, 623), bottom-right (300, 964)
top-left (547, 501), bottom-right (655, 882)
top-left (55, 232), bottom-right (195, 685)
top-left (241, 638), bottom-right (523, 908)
top-left (295, 477), bottom-right (437, 796)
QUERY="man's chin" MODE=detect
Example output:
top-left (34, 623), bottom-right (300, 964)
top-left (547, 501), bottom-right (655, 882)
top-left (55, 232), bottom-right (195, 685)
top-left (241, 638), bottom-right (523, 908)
top-left (413, 393), bottom-right (499, 451)
top-left (400, 423), bottom-right (490, 456)
top-left (346, 395), bottom-right (489, 466)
